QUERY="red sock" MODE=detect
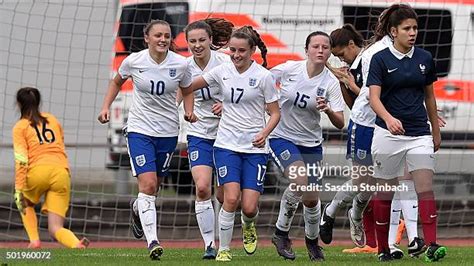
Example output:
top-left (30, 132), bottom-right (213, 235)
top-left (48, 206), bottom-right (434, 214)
top-left (363, 198), bottom-right (377, 248)
top-left (418, 191), bottom-right (437, 245)
top-left (373, 191), bottom-right (394, 253)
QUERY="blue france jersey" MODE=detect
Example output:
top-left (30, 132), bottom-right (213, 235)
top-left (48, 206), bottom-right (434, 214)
top-left (367, 45), bottom-right (437, 136)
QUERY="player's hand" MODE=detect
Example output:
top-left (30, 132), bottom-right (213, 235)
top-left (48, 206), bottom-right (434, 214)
top-left (98, 109), bottom-right (110, 124)
top-left (212, 102), bottom-right (222, 116)
top-left (184, 112), bottom-right (198, 123)
top-left (433, 131), bottom-right (441, 152)
top-left (252, 132), bottom-right (267, 148)
top-left (14, 190), bottom-right (26, 215)
top-left (437, 109), bottom-right (446, 128)
top-left (316, 96), bottom-right (330, 113)
top-left (386, 116), bottom-right (405, 135)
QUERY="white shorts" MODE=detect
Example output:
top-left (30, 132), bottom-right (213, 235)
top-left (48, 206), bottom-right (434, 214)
top-left (371, 126), bottom-right (435, 179)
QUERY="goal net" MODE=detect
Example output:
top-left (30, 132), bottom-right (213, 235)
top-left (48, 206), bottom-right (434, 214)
top-left (1, 0), bottom-right (473, 243)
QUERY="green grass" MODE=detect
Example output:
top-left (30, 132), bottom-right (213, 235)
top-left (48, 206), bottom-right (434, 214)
top-left (1, 246), bottom-right (472, 265)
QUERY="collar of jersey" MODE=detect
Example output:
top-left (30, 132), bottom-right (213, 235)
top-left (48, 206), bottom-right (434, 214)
top-left (147, 49), bottom-right (170, 65)
top-left (388, 44), bottom-right (414, 60)
top-left (304, 60), bottom-right (327, 80)
top-left (350, 49), bottom-right (364, 70)
top-left (232, 60), bottom-right (256, 76)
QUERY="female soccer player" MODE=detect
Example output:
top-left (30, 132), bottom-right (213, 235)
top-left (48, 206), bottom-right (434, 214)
top-left (187, 25), bottom-right (280, 261)
top-left (270, 31), bottom-right (345, 261)
top-left (13, 87), bottom-right (88, 249)
top-left (98, 19), bottom-right (196, 260)
top-left (184, 18), bottom-right (233, 259)
top-left (367, 4), bottom-right (447, 262)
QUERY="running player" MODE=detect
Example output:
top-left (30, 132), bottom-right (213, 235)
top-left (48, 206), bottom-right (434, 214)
top-left (187, 25), bottom-right (280, 261)
top-left (184, 18), bottom-right (233, 260)
top-left (13, 87), bottom-right (89, 249)
top-left (98, 20), bottom-right (196, 260)
top-left (270, 31), bottom-right (345, 261)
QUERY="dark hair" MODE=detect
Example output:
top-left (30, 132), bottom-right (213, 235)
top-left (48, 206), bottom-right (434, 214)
top-left (231, 26), bottom-right (268, 68)
top-left (16, 87), bottom-right (47, 127)
top-left (372, 4), bottom-right (418, 43)
top-left (184, 18), bottom-right (234, 50)
top-left (330, 24), bottom-right (364, 48)
top-left (143, 19), bottom-right (177, 52)
top-left (305, 31), bottom-right (332, 50)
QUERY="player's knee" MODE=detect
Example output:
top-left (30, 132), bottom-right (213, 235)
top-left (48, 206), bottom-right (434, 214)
top-left (241, 204), bottom-right (258, 218)
top-left (302, 199), bottom-right (318, 208)
top-left (224, 195), bottom-right (239, 209)
top-left (195, 184), bottom-right (211, 200)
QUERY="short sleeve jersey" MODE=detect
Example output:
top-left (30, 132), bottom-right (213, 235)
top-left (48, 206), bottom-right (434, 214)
top-left (270, 60), bottom-right (345, 146)
top-left (118, 49), bottom-right (192, 137)
top-left (350, 35), bottom-right (392, 127)
top-left (203, 62), bottom-right (279, 153)
top-left (366, 45), bottom-right (437, 136)
top-left (186, 50), bottom-right (230, 139)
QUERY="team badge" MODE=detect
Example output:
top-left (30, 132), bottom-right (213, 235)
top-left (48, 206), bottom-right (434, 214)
top-left (189, 151), bottom-right (199, 161)
top-left (316, 87), bottom-right (326, 97)
top-left (280, 149), bottom-right (291, 161)
top-left (357, 149), bottom-right (367, 160)
top-left (419, 64), bottom-right (426, 74)
top-left (356, 73), bottom-right (361, 83)
top-left (135, 154), bottom-right (146, 167)
top-left (218, 166), bottom-right (227, 177)
top-left (169, 68), bottom-right (177, 77)
top-left (249, 78), bottom-right (257, 86)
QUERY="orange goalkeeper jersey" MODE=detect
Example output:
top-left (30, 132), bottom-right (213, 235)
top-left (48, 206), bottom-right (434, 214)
top-left (13, 112), bottom-right (69, 190)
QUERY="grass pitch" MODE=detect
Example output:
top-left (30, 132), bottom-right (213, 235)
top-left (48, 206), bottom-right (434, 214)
top-left (1, 246), bottom-right (472, 265)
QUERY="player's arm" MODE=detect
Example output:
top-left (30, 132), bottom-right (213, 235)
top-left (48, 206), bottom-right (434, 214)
top-left (322, 106), bottom-right (344, 129)
top-left (369, 84), bottom-right (404, 135)
top-left (319, 81), bottom-right (345, 129)
top-left (424, 83), bottom-right (441, 152)
top-left (98, 74), bottom-right (127, 123)
top-left (252, 101), bottom-right (281, 148)
top-left (339, 82), bottom-right (355, 109)
top-left (180, 84), bottom-right (197, 123)
top-left (12, 124), bottom-right (28, 214)
top-left (367, 55), bottom-right (404, 135)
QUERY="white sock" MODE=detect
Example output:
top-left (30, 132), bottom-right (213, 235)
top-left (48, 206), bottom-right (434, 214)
top-left (137, 192), bottom-right (158, 246)
top-left (218, 208), bottom-right (235, 251)
top-left (304, 200), bottom-right (321, 240)
top-left (195, 199), bottom-right (215, 249)
top-left (351, 191), bottom-right (372, 221)
top-left (241, 210), bottom-right (258, 227)
top-left (389, 192), bottom-right (402, 251)
top-left (326, 179), bottom-right (358, 218)
top-left (276, 187), bottom-right (301, 232)
top-left (399, 179), bottom-right (418, 243)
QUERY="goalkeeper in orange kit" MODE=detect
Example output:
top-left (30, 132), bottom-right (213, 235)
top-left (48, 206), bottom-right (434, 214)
top-left (12, 87), bottom-right (89, 249)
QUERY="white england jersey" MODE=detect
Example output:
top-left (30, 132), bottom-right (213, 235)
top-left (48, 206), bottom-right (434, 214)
top-left (186, 50), bottom-right (230, 139)
top-left (350, 35), bottom-right (392, 127)
top-left (203, 62), bottom-right (279, 153)
top-left (270, 60), bottom-right (345, 146)
top-left (118, 49), bottom-right (192, 137)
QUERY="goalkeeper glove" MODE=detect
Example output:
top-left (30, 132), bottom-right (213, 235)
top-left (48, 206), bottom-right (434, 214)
top-left (14, 190), bottom-right (26, 215)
